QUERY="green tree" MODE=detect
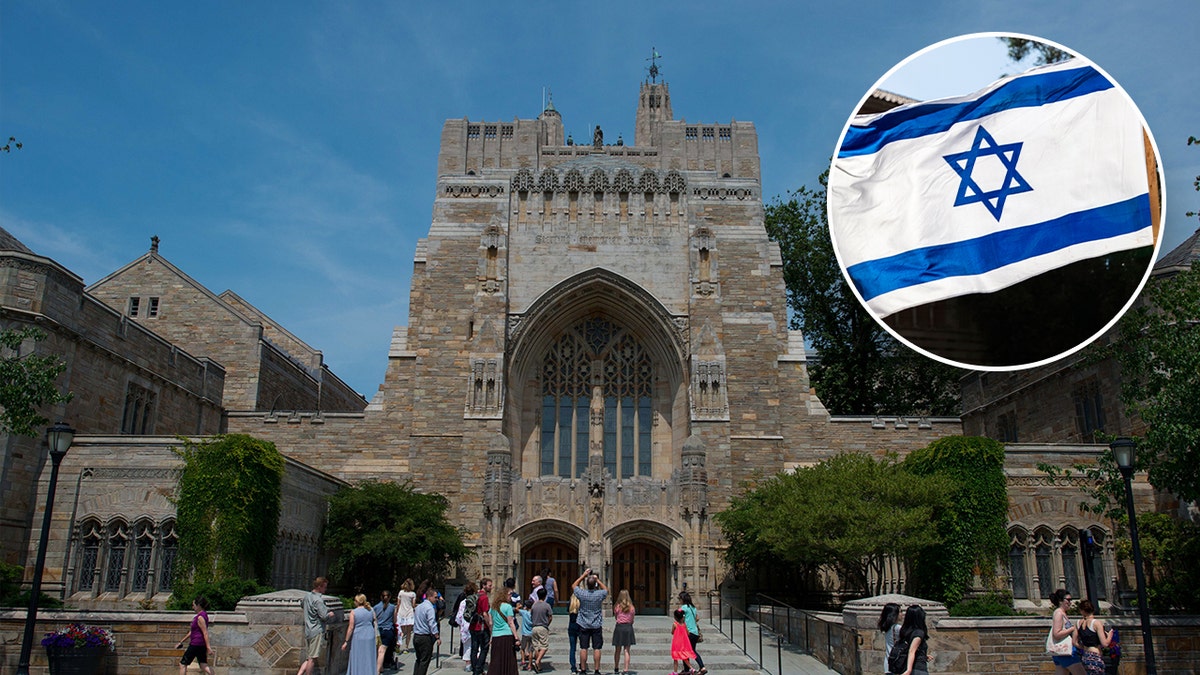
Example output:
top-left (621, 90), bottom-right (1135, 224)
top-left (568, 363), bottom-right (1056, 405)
top-left (999, 37), bottom-right (1070, 66)
top-left (323, 481), bottom-right (471, 595)
top-left (1110, 260), bottom-right (1200, 502)
top-left (715, 453), bottom-right (952, 596)
top-left (0, 327), bottom-right (72, 436)
top-left (904, 436), bottom-right (1010, 606)
top-left (764, 175), bottom-right (962, 415)
top-left (172, 434), bottom-right (285, 590)
top-left (1134, 512), bottom-right (1200, 613)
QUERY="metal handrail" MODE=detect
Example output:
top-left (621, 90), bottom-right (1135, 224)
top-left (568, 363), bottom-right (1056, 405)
top-left (708, 590), bottom-right (785, 675)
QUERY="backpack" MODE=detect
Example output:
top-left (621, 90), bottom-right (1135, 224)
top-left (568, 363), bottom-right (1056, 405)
top-left (888, 636), bottom-right (910, 675)
top-left (463, 592), bottom-right (479, 627)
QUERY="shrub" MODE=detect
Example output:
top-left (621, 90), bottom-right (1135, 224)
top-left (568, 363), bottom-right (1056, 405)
top-left (168, 577), bottom-right (272, 611)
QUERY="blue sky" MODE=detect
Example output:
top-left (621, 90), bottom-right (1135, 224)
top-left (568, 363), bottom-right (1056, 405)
top-left (2, 1), bottom-right (1196, 397)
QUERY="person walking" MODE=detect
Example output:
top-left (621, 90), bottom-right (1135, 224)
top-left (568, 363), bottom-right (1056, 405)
top-left (677, 591), bottom-right (706, 675)
top-left (611, 590), bottom-right (636, 675)
top-left (567, 593), bottom-right (581, 674)
top-left (1048, 589), bottom-right (1085, 675)
top-left (398, 578), bottom-right (418, 654)
top-left (530, 588), bottom-right (553, 673)
top-left (572, 568), bottom-right (608, 675)
top-left (376, 590), bottom-right (399, 672)
top-left (342, 594), bottom-right (380, 675)
top-left (877, 602), bottom-right (901, 674)
top-left (175, 596), bottom-right (215, 675)
top-left (456, 581), bottom-right (478, 663)
top-left (413, 583), bottom-right (442, 675)
top-left (1077, 600), bottom-right (1111, 675)
top-left (889, 605), bottom-right (931, 675)
top-left (487, 585), bottom-right (520, 675)
top-left (669, 608), bottom-right (696, 675)
top-left (297, 577), bottom-right (336, 675)
top-left (471, 578), bottom-right (494, 675)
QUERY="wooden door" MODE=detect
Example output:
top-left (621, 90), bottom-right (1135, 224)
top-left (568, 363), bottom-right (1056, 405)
top-left (522, 540), bottom-right (578, 610)
top-left (611, 541), bottom-right (669, 615)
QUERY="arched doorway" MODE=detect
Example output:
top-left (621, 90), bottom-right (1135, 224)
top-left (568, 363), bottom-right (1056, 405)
top-left (611, 540), bottom-right (669, 614)
top-left (522, 539), bottom-right (578, 610)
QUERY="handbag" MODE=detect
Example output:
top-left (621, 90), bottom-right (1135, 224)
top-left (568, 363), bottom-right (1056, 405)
top-left (694, 630), bottom-right (704, 643)
top-left (1046, 626), bottom-right (1073, 656)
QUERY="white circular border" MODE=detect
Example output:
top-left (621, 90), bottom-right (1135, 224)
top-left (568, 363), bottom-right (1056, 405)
top-left (826, 31), bottom-right (1167, 372)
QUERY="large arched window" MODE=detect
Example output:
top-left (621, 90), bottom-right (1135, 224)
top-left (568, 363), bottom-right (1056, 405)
top-left (540, 316), bottom-right (653, 479)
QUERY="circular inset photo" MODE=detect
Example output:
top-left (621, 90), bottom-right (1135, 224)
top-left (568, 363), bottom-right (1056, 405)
top-left (827, 33), bottom-right (1163, 370)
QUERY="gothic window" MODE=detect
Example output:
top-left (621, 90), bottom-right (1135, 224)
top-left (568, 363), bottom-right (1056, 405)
top-left (148, 297), bottom-right (160, 318)
top-left (104, 521), bottom-right (129, 593)
top-left (1086, 529), bottom-right (1107, 599)
top-left (501, 125), bottom-right (514, 139)
top-left (997, 410), bottom-right (1019, 443)
top-left (77, 521), bottom-right (103, 592)
top-left (718, 127), bottom-right (731, 141)
top-left (159, 522), bottom-right (178, 592)
top-left (484, 125), bottom-right (497, 139)
top-left (1034, 529), bottom-right (1055, 599)
top-left (540, 316), bottom-right (654, 479)
top-left (131, 522), bottom-right (155, 593)
top-left (467, 125), bottom-right (480, 139)
top-left (121, 382), bottom-right (156, 435)
top-left (685, 127), bottom-right (697, 141)
top-left (127, 296), bottom-right (140, 317)
top-left (1073, 378), bottom-right (1106, 439)
top-left (1009, 544), bottom-right (1028, 599)
top-left (1061, 541), bottom-right (1081, 598)
top-left (701, 127), bottom-right (714, 141)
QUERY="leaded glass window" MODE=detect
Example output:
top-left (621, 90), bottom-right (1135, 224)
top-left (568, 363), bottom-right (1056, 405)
top-left (1009, 544), bottom-right (1028, 599)
top-left (160, 521), bottom-right (178, 588)
top-left (131, 523), bottom-right (154, 593)
top-left (77, 522), bottom-right (102, 592)
top-left (540, 316), bottom-right (654, 479)
top-left (105, 523), bottom-right (129, 593)
top-left (1062, 542), bottom-right (1081, 598)
top-left (1035, 543), bottom-right (1053, 599)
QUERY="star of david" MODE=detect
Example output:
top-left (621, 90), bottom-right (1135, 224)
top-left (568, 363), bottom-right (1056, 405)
top-left (942, 126), bottom-right (1033, 221)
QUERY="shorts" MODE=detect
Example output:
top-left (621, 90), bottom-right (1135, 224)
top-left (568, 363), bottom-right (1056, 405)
top-left (521, 634), bottom-right (533, 651)
top-left (305, 633), bottom-right (326, 661)
top-left (612, 623), bottom-right (635, 647)
top-left (181, 644), bottom-right (208, 665)
top-left (1052, 653), bottom-right (1082, 668)
top-left (531, 626), bottom-right (550, 651)
top-left (578, 626), bottom-right (603, 650)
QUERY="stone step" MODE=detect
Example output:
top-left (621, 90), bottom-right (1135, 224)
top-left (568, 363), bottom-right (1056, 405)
top-left (428, 617), bottom-right (763, 675)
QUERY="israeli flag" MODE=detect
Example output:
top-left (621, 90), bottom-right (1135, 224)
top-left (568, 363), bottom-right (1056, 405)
top-left (829, 58), bottom-right (1154, 317)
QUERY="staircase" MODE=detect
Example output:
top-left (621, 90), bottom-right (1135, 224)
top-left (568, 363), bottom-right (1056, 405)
top-left (428, 616), bottom-right (764, 675)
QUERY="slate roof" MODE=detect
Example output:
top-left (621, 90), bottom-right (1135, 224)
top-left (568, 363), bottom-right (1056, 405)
top-left (1153, 226), bottom-right (1200, 276)
top-left (0, 225), bottom-right (35, 254)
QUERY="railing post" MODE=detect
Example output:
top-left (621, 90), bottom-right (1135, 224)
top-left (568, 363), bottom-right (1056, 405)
top-left (777, 636), bottom-right (783, 675)
top-left (741, 613), bottom-right (747, 655)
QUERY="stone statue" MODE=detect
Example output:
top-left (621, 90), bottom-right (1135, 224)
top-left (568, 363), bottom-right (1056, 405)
top-left (593, 125), bottom-right (603, 149)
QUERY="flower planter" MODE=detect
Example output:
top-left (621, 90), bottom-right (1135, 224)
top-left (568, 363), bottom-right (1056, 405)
top-left (45, 645), bottom-right (105, 675)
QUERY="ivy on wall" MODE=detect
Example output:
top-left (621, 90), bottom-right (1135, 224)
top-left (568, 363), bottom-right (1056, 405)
top-left (904, 435), bottom-right (1010, 607)
top-left (172, 434), bottom-right (284, 587)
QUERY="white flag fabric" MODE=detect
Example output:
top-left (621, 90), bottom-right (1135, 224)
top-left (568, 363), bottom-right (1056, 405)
top-left (828, 58), bottom-right (1153, 317)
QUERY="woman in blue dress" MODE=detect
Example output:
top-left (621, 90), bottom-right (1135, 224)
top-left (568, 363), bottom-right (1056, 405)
top-left (342, 593), bottom-right (380, 675)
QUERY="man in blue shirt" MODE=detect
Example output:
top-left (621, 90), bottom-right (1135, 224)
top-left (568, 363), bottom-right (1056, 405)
top-left (572, 568), bottom-right (608, 675)
top-left (412, 585), bottom-right (441, 675)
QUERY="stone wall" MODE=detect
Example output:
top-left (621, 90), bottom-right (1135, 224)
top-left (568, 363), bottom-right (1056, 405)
top-left (0, 591), bottom-right (352, 674)
top-left (19, 436), bottom-right (344, 607)
top-left (2, 248), bottom-right (224, 569)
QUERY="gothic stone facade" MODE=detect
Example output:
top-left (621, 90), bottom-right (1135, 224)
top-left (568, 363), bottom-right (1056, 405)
top-left (224, 82), bottom-right (965, 611)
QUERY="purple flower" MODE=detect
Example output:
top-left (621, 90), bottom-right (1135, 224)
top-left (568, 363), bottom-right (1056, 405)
top-left (41, 623), bottom-right (114, 650)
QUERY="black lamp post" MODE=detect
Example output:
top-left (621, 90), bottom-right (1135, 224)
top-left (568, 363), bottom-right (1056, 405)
top-left (16, 421), bottom-right (75, 675)
top-left (1110, 436), bottom-right (1157, 675)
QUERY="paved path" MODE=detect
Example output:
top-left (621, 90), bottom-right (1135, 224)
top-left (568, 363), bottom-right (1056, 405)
top-left (400, 615), bottom-right (838, 675)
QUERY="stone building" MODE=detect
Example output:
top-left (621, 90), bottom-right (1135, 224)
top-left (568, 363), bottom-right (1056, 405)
top-left (87, 239), bottom-right (366, 414)
top-left (1, 227), bottom-right (343, 606)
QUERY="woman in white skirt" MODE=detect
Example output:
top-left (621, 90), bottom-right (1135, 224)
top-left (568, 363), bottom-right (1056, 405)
top-left (397, 578), bottom-right (417, 653)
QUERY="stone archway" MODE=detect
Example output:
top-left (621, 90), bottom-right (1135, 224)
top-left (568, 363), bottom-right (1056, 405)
top-left (521, 538), bottom-right (578, 610)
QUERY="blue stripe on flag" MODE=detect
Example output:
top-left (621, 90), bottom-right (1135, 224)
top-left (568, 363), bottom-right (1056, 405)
top-left (846, 194), bottom-right (1151, 302)
top-left (839, 65), bottom-right (1112, 158)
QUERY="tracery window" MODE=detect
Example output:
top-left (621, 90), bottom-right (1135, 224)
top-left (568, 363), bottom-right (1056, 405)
top-left (540, 316), bottom-right (653, 479)
top-left (77, 521), bottom-right (102, 592)
top-left (104, 522), bottom-right (129, 593)
top-left (159, 522), bottom-right (178, 593)
top-left (131, 522), bottom-right (155, 593)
